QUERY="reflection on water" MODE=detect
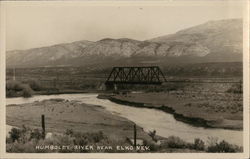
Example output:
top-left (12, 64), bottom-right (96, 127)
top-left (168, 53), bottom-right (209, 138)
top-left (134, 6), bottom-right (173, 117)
top-left (6, 93), bottom-right (243, 146)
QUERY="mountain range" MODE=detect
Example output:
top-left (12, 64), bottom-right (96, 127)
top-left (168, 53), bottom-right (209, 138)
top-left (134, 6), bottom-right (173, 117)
top-left (6, 19), bottom-right (242, 68)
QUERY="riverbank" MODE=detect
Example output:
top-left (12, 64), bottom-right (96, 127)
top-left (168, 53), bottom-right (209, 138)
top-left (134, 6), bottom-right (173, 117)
top-left (6, 94), bottom-right (243, 152)
top-left (100, 92), bottom-right (243, 130)
top-left (7, 89), bottom-right (103, 98)
top-left (6, 98), bottom-right (208, 153)
top-left (6, 99), bottom-right (151, 141)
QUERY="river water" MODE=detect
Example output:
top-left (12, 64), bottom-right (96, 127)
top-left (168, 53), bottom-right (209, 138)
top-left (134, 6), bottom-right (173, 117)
top-left (6, 93), bottom-right (242, 146)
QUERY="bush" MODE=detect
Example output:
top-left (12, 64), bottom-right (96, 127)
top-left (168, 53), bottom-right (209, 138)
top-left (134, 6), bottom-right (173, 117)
top-left (91, 131), bottom-right (105, 143)
top-left (9, 128), bottom-right (22, 142)
top-left (142, 140), bottom-right (160, 152)
top-left (6, 126), bottom-right (242, 153)
top-left (6, 80), bottom-right (23, 91)
top-left (207, 140), bottom-right (242, 152)
top-left (6, 90), bottom-right (18, 98)
top-left (161, 136), bottom-right (188, 148)
top-left (193, 138), bottom-right (205, 150)
top-left (22, 84), bottom-right (33, 98)
top-left (148, 130), bottom-right (157, 142)
top-left (26, 79), bottom-right (42, 91)
top-left (7, 126), bottom-right (131, 153)
top-left (6, 80), bottom-right (33, 97)
top-left (65, 129), bottom-right (74, 137)
top-left (8, 126), bottom-right (36, 143)
top-left (7, 141), bottom-right (30, 152)
top-left (7, 127), bottom-right (109, 153)
top-left (227, 83), bottom-right (242, 94)
top-left (73, 131), bottom-right (106, 144)
top-left (30, 129), bottom-right (43, 140)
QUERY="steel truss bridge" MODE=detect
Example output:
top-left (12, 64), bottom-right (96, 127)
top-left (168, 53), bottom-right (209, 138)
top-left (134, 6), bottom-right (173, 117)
top-left (105, 66), bottom-right (166, 87)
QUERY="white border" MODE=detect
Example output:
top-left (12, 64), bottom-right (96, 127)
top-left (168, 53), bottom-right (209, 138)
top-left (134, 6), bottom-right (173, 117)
top-left (0, 1), bottom-right (249, 159)
top-left (0, 1), bottom-right (6, 158)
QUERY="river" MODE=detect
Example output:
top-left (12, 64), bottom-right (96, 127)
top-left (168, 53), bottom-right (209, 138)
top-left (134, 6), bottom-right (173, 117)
top-left (6, 93), bottom-right (243, 146)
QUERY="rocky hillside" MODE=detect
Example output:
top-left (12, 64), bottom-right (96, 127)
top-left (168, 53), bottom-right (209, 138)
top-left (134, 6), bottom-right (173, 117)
top-left (6, 19), bottom-right (242, 68)
top-left (6, 40), bottom-right (93, 67)
top-left (150, 19), bottom-right (242, 59)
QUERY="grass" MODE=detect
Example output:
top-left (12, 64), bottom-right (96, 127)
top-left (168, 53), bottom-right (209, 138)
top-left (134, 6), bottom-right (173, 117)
top-left (112, 90), bottom-right (243, 129)
top-left (206, 137), bottom-right (243, 152)
top-left (5, 63), bottom-right (243, 97)
top-left (156, 135), bottom-right (241, 152)
top-left (161, 136), bottom-right (189, 149)
top-left (6, 126), bottom-right (242, 153)
top-left (6, 66), bottom-right (242, 94)
top-left (6, 126), bottom-right (131, 153)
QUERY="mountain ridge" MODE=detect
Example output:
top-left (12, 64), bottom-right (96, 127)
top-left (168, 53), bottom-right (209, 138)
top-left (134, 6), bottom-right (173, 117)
top-left (6, 18), bottom-right (242, 68)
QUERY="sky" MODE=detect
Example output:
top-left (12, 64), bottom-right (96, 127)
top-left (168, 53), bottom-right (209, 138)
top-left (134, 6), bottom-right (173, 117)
top-left (5, 1), bottom-right (243, 51)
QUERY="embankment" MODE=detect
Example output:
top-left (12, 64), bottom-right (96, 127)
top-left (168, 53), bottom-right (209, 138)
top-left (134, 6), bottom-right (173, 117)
top-left (99, 93), bottom-right (242, 130)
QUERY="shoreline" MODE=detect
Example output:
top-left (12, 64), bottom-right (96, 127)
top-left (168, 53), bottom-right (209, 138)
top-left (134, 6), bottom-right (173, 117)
top-left (6, 92), bottom-right (242, 131)
top-left (6, 90), bottom-right (103, 98)
top-left (98, 94), bottom-right (242, 131)
top-left (6, 94), bottom-right (243, 152)
top-left (6, 98), bottom-right (153, 142)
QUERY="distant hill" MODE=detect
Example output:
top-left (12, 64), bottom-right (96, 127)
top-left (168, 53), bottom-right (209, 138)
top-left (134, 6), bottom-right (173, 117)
top-left (150, 19), bottom-right (242, 61)
top-left (6, 40), bottom-right (93, 67)
top-left (6, 19), bottom-right (242, 68)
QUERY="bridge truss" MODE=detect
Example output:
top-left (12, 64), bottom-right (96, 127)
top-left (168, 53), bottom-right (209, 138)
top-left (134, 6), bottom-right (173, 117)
top-left (105, 66), bottom-right (166, 86)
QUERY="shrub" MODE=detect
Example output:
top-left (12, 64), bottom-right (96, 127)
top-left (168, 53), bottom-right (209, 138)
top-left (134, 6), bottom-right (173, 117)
top-left (7, 126), bottom-right (122, 153)
top-left (30, 129), bottom-right (43, 140)
top-left (207, 136), bottom-right (218, 147)
top-left (65, 129), bottom-right (74, 137)
top-left (6, 90), bottom-right (17, 98)
top-left (27, 79), bottom-right (42, 91)
top-left (6, 80), bottom-right (34, 97)
top-left (7, 126), bottom-right (242, 153)
top-left (227, 83), bottom-right (242, 94)
top-left (69, 131), bottom-right (107, 152)
top-left (9, 128), bottom-right (22, 142)
top-left (161, 136), bottom-right (188, 148)
top-left (207, 140), bottom-right (242, 152)
top-left (143, 140), bottom-right (160, 152)
top-left (73, 131), bottom-right (106, 144)
top-left (193, 138), bottom-right (205, 150)
top-left (7, 141), bottom-right (28, 152)
top-left (22, 84), bottom-right (33, 98)
top-left (6, 80), bottom-right (23, 91)
top-left (6, 80), bottom-right (25, 97)
top-left (91, 131), bottom-right (105, 143)
top-left (148, 130), bottom-right (157, 142)
top-left (8, 125), bottom-right (33, 143)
